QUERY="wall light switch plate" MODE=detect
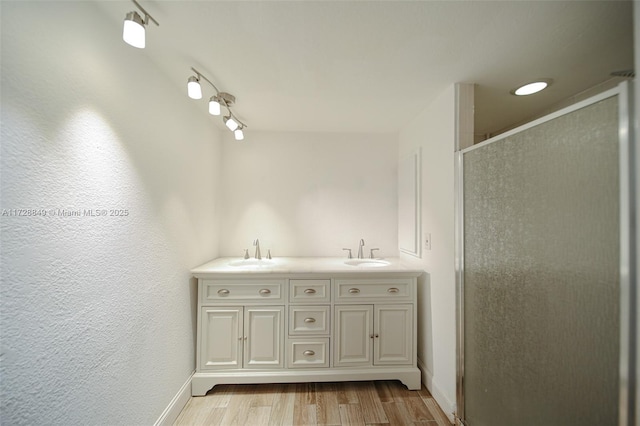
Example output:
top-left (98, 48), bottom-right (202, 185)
top-left (424, 232), bottom-right (431, 250)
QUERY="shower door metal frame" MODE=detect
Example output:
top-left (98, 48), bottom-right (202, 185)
top-left (454, 81), bottom-right (636, 425)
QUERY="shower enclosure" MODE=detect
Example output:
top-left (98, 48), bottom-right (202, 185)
top-left (456, 82), bottom-right (635, 425)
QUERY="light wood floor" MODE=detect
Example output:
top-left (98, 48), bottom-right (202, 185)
top-left (174, 380), bottom-right (452, 426)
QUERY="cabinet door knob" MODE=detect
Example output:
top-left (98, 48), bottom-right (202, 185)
top-left (244, 336), bottom-right (248, 341)
top-left (387, 287), bottom-right (399, 293)
top-left (370, 334), bottom-right (374, 339)
top-left (375, 334), bottom-right (379, 338)
top-left (303, 350), bottom-right (315, 356)
top-left (304, 288), bottom-right (316, 294)
top-left (217, 289), bottom-right (230, 295)
top-left (348, 288), bottom-right (360, 294)
top-left (238, 336), bottom-right (242, 341)
top-left (259, 288), bottom-right (271, 295)
top-left (304, 317), bottom-right (316, 323)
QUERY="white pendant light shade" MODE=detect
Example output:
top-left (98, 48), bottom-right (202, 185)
top-left (208, 96), bottom-right (221, 115)
top-left (187, 76), bottom-right (202, 99)
top-left (123, 11), bottom-right (145, 48)
top-left (224, 116), bottom-right (239, 131)
top-left (234, 128), bottom-right (244, 141)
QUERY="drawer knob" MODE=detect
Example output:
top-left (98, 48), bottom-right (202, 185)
top-left (304, 288), bottom-right (316, 294)
top-left (217, 289), bottom-right (230, 295)
top-left (304, 317), bottom-right (316, 323)
top-left (387, 287), bottom-right (399, 293)
top-left (259, 289), bottom-right (271, 295)
top-left (303, 350), bottom-right (315, 356)
top-left (348, 288), bottom-right (360, 294)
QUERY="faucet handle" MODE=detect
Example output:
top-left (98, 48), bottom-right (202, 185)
top-left (243, 249), bottom-right (250, 259)
top-left (266, 249), bottom-right (272, 260)
top-left (342, 248), bottom-right (353, 259)
top-left (369, 248), bottom-right (379, 259)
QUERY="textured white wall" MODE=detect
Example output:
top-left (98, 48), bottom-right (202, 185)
top-left (1, 3), bottom-right (221, 425)
top-left (219, 131), bottom-right (398, 258)
top-left (398, 86), bottom-right (457, 420)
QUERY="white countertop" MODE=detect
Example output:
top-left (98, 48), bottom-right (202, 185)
top-left (191, 257), bottom-right (423, 278)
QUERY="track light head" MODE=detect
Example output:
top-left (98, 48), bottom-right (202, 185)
top-left (123, 11), bottom-right (145, 48)
top-left (122, 1), bottom-right (158, 49)
top-left (209, 96), bottom-right (221, 116)
top-left (234, 127), bottom-right (245, 141)
top-left (187, 76), bottom-right (202, 99)
top-left (224, 116), bottom-right (239, 131)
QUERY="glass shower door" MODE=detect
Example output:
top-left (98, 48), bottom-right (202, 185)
top-left (459, 93), bottom-right (621, 426)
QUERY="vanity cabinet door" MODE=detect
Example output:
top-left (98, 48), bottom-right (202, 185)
top-left (334, 304), bottom-right (413, 367)
top-left (244, 306), bottom-right (285, 369)
top-left (334, 305), bottom-right (373, 367)
top-left (374, 304), bottom-right (413, 365)
top-left (200, 307), bottom-right (243, 370)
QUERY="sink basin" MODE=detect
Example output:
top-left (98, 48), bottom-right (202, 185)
top-left (344, 259), bottom-right (390, 267)
top-left (228, 259), bottom-right (274, 267)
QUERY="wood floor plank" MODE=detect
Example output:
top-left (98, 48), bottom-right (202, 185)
top-left (219, 385), bottom-right (254, 425)
top-left (246, 406), bottom-right (272, 426)
top-left (373, 381), bottom-right (394, 403)
top-left (416, 388), bottom-right (451, 425)
top-left (351, 382), bottom-right (388, 424)
top-left (268, 383), bottom-right (296, 426)
top-left (296, 382), bottom-right (317, 405)
top-left (205, 384), bottom-right (234, 408)
top-left (387, 380), bottom-right (418, 400)
top-left (202, 407), bottom-right (226, 425)
top-left (381, 401), bottom-right (413, 425)
top-left (294, 404), bottom-right (318, 426)
top-left (174, 394), bottom-right (217, 425)
top-left (316, 382), bottom-right (341, 425)
top-left (404, 395), bottom-right (435, 422)
top-left (337, 382), bottom-right (360, 405)
top-left (338, 403), bottom-right (366, 426)
top-left (422, 398), bottom-right (451, 426)
top-left (248, 383), bottom-right (277, 407)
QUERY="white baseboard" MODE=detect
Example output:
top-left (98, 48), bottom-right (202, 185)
top-left (417, 358), bottom-right (456, 424)
top-left (155, 371), bottom-right (194, 426)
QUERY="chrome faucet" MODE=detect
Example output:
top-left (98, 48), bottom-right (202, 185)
top-left (253, 239), bottom-right (261, 260)
top-left (357, 239), bottom-right (365, 259)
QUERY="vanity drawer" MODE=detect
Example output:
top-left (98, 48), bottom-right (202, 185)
top-left (287, 338), bottom-right (330, 368)
top-left (289, 306), bottom-right (330, 335)
top-left (289, 279), bottom-right (330, 303)
top-left (201, 280), bottom-right (284, 303)
top-left (334, 278), bottom-right (413, 302)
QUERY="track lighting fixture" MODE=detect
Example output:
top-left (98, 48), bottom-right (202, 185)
top-left (187, 67), bottom-right (247, 139)
top-left (122, 0), bottom-right (158, 49)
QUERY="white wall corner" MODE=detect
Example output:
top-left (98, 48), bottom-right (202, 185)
top-left (418, 357), bottom-right (456, 424)
top-left (154, 371), bottom-right (194, 426)
top-left (455, 83), bottom-right (475, 151)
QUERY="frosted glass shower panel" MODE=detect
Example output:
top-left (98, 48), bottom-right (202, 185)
top-left (462, 97), bottom-right (619, 426)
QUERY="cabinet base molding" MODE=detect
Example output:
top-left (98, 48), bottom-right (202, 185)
top-left (192, 367), bottom-right (422, 396)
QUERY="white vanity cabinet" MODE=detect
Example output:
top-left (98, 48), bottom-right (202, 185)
top-left (191, 259), bottom-right (422, 396)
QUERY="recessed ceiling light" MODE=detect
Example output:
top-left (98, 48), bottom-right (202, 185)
top-left (511, 80), bottom-right (552, 96)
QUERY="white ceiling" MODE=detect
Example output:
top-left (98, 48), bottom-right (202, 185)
top-left (101, 0), bottom-right (633, 136)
